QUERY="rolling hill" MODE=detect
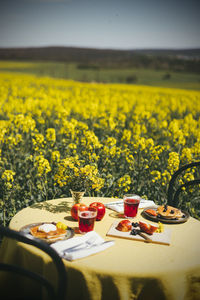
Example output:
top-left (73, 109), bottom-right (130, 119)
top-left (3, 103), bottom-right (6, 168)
top-left (0, 46), bottom-right (199, 73)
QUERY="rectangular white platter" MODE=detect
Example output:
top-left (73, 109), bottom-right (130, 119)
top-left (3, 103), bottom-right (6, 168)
top-left (106, 220), bottom-right (172, 246)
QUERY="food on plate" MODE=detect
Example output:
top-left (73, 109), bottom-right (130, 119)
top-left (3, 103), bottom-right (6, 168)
top-left (38, 223), bottom-right (57, 233)
top-left (116, 219), bottom-right (132, 232)
top-left (89, 202), bottom-right (106, 221)
top-left (30, 222), bottom-right (67, 242)
top-left (115, 220), bottom-right (163, 237)
top-left (139, 221), bottom-right (158, 235)
top-left (157, 204), bottom-right (183, 219)
top-left (132, 222), bottom-right (139, 227)
top-left (71, 203), bottom-right (88, 220)
top-left (56, 222), bottom-right (68, 230)
top-left (155, 222), bottom-right (164, 233)
top-left (145, 209), bottom-right (157, 217)
top-left (130, 228), bottom-right (140, 235)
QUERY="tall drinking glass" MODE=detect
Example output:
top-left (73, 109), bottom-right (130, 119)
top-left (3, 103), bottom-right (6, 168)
top-left (123, 194), bottom-right (141, 218)
top-left (78, 207), bottom-right (97, 233)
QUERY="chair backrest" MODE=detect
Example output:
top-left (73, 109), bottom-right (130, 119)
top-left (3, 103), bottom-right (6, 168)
top-left (167, 161), bottom-right (200, 208)
top-left (0, 225), bottom-right (67, 300)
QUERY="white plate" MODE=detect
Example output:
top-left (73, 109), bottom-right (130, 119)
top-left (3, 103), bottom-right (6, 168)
top-left (20, 222), bottom-right (74, 244)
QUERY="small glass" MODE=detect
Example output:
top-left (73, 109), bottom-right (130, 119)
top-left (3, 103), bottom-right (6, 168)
top-left (123, 194), bottom-right (141, 218)
top-left (78, 206), bottom-right (97, 233)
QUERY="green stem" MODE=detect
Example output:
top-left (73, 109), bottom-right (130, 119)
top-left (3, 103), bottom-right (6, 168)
top-left (137, 149), bottom-right (141, 191)
top-left (40, 176), bottom-right (48, 201)
top-left (3, 194), bottom-right (6, 226)
top-left (52, 189), bottom-right (58, 199)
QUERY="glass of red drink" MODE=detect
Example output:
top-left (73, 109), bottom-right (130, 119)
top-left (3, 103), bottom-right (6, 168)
top-left (123, 194), bottom-right (141, 218)
top-left (78, 206), bottom-right (97, 233)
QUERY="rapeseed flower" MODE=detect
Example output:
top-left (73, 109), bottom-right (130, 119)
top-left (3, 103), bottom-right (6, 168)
top-left (46, 128), bottom-right (56, 143)
top-left (167, 152), bottom-right (180, 174)
top-left (1, 170), bottom-right (15, 189)
top-left (34, 156), bottom-right (51, 177)
top-left (0, 71), bottom-right (200, 224)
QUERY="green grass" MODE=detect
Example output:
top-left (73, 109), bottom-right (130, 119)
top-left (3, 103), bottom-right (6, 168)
top-left (0, 60), bottom-right (200, 90)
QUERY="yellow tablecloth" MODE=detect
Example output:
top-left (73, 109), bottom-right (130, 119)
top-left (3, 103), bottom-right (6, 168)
top-left (1, 197), bottom-right (200, 300)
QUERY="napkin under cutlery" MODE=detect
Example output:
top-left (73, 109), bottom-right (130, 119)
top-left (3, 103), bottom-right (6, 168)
top-left (105, 199), bottom-right (156, 213)
top-left (51, 231), bottom-right (115, 261)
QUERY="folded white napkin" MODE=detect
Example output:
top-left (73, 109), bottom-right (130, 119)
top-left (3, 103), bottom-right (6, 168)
top-left (105, 199), bottom-right (156, 213)
top-left (51, 231), bottom-right (115, 261)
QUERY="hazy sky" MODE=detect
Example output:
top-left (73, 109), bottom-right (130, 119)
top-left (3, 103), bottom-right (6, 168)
top-left (0, 0), bottom-right (199, 49)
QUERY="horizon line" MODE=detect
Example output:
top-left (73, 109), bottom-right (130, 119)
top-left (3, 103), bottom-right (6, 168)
top-left (0, 45), bottom-right (200, 51)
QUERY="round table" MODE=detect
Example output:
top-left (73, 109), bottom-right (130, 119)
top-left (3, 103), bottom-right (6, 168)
top-left (1, 197), bottom-right (200, 300)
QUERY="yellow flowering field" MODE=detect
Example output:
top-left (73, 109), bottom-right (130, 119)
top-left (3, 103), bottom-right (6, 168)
top-left (0, 72), bottom-right (200, 225)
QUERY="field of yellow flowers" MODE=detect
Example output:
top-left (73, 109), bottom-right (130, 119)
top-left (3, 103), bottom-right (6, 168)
top-left (0, 72), bottom-right (200, 225)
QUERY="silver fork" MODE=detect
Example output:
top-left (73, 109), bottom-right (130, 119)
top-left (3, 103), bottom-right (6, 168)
top-left (64, 235), bottom-right (98, 253)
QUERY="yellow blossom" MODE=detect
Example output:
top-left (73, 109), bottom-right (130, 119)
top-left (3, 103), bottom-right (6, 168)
top-left (1, 170), bottom-right (15, 189)
top-left (167, 152), bottom-right (180, 175)
top-left (151, 170), bottom-right (161, 183)
top-left (46, 128), bottom-right (56, 143)
top-left (51, 151), bottom-right (60, 162)
top-left (34, 156), bottom-right (51, 177)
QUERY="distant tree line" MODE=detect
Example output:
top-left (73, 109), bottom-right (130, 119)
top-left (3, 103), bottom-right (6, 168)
top-left (0, 46), bottom-right (199, 73)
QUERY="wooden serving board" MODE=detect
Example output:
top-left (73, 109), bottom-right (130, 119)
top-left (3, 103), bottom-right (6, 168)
top-left (106, 220), bottom-right (172, 246)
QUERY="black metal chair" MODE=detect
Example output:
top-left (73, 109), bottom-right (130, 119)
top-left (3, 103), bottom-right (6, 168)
top-left (167, 161), bottom-right (200, 212)
top-left (0, 225), bottom-right (67, 300)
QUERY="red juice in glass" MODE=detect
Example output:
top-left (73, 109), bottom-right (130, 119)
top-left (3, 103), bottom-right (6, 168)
top-left (78, 207), bottom-right (97, 233)
top-left (123, 194), bottom-right (141, 218)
